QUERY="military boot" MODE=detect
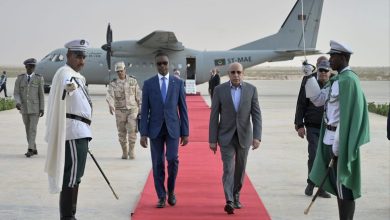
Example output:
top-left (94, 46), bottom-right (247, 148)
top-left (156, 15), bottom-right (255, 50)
top-left (338, 198), bottom-right (355, 220)
top-left (128, 143), bottom-right (135, 159)
top-left (121, 144), bottom-right (128, 159)
top-left (60, 187), bottom-right (77, 220)
top-left (72, 185), bottom-right (79, 217)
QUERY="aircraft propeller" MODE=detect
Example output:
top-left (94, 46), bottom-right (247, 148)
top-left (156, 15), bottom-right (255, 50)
top-left (101, 23), bottom-right (113, 71)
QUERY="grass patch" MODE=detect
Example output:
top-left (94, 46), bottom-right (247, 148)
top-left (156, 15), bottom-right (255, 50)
top-left (0, 97), bottom-right (16, 111)
top-left (368, 102), bottom-right (389, 116)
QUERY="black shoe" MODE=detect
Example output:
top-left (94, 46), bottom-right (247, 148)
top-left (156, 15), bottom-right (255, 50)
top-left (224, 202), bottom-right (234, 214)
top-left (318, 189), bottom-right (331, 198)
top-left (305, 184), bottom-right (314, 196)
top-left (167, 192), bottom-right (176, 206)
top-left (33, 150), bottom-right (38, 155)
top-left (25, 150), bottom-right (34, 158)
top-left (156, 198), bottom-right (166, 208)
top-left (233, 194), bottom-right (242, 209)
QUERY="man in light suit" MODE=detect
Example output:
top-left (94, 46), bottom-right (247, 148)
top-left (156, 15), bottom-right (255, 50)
top-left (140, 52), bottom-right (189, 208)
top-left (209, 62), bottom-right (262, 215)
top-left (14, 58), bottom-right (45, 157)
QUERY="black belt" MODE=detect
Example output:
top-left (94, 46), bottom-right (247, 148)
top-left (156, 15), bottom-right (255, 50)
top-left (66, 113), bottom-right (91, 125)
top-left (326, 124), bottom-right (337, 131)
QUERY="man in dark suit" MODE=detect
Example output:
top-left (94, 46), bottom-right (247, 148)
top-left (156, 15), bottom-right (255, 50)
top-left (140, 52), bottom-right (189, 208)
top-left (208, 68), bottom-right (220, 99)
top-left (209, 62), bottom-right (262, 214)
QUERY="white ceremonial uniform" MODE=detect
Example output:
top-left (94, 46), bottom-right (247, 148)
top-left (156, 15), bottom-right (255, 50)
top-left (306, 67), bottom-right (351, 155)
top-left (63, 73), bottom-right (92, 140)
top-left (45, 64), bottom-right (92, 193)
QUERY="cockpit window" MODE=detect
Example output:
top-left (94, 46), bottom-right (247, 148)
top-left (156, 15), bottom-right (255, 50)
top-left (42, 54), bottom-right (54, 61)
top-left (41, 53), bottom-right (65, 62)
top-left (51, 54), bottom-right (58, 62)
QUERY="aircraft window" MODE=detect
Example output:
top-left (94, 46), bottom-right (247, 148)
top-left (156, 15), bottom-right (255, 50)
top-left (51, 54), bottom-right (58, 62)
top-left (43, 54), bottom-right (54, 61)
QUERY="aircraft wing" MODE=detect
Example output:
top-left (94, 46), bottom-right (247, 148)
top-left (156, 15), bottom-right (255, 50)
top-left (137, 31), bottom-right (185, 51)
top-left (274, 49), bottom-right (321, 56)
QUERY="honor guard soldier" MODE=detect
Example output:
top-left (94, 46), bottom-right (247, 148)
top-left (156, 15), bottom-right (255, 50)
top-left (303, 40), bottom-right (370, 220)
top-left (13, 58), bottom-right (45, 157)
top-left (106, 61), bottom-right (141, 159)
top-left (44, 39), bottom-right (92, 220)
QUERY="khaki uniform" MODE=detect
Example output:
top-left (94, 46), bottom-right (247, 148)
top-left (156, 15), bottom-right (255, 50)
top-left (14, 73), bottom-right (45, 151)
top-left (106, 75), bottom-right (141, 159)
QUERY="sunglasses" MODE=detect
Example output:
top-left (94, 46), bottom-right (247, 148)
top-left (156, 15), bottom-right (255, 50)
top-left (230, 71), bottom-right (242, 74)
top-left (157, 61), bottom-right (168, 66)
top-left (319, 69), bottom-right (329, 73)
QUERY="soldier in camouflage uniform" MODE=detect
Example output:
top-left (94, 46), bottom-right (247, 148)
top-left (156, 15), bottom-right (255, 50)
top-left (106, 61), bottom-right (141, 159)
top-left (14, 58), bottom-right (45, 157)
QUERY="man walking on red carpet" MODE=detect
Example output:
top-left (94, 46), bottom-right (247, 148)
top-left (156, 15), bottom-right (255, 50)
top-left (140, 52), bottom-right (189, 208)
top-left (209, 62), bottom-right (262, 214)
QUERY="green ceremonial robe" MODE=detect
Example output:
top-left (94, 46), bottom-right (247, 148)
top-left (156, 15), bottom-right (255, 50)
top-left (309, 70), bottom-right (370, 199)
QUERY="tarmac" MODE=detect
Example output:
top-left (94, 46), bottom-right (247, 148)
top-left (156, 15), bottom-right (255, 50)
top-left (0, 77), bottom-right (389, 220)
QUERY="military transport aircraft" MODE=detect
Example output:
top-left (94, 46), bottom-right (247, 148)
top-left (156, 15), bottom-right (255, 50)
top-left (35, 0), bottom-right (324, 93)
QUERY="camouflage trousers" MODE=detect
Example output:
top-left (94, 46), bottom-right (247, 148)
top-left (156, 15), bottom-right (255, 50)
top-left (21, 113), bottom-right (40, 151)
top-left (115, 109), bottom-right (138, 159)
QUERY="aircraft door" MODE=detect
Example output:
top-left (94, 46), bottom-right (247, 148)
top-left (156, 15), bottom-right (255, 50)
top-left (185, 57), bottom-right (196, 94)
top-left (186, 57), bottom-right (196, 80)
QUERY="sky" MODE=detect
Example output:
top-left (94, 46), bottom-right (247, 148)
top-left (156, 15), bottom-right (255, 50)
top-left (0, 0), bottom-right (389, 67)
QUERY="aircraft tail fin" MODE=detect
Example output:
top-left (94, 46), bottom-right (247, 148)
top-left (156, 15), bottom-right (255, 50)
top-left (232, 0), bottom-right (324, 51)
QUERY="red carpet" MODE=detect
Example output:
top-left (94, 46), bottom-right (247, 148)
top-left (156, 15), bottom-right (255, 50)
top-left (131, 96), bottom-right (270, 220)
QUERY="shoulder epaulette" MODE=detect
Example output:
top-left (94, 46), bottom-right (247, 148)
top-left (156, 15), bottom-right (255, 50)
top-left (129, 75), bottom-right (136, 79)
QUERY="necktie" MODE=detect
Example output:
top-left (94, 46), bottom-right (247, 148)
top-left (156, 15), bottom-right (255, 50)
top-left (161, 77), bottom-right (167, 103)
top-left (27, 75), bottom-right (31, 83)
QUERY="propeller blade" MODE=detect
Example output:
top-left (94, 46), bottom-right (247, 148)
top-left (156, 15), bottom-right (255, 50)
top-left (102, 23), bottom-right (113, 71)
top-left (106, 52), bottom-right (111, 70)
top-left (107, 23), bottom-right (112, 44)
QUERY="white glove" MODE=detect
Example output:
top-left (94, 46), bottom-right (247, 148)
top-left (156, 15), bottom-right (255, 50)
top-left (65, 82), bottom-right (78, 92)
top-left (301, 64), bottom-right (314, 76)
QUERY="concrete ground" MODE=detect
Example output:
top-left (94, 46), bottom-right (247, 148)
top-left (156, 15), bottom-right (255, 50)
top-left (0, 77), bottom-right (388, 220)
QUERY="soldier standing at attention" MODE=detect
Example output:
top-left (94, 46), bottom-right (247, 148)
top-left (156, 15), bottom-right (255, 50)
top-left (304, 40), bottom-right (370, 220)
top-left (45, 39), bottom-right (92, 219)
top-left (14, 58), bottom-right (45, 157)
top-left (106, 61), bottom-right (141, 159)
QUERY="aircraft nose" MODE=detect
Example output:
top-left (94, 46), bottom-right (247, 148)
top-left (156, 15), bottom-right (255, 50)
top-left (35, 62), bottom-right (43, 73)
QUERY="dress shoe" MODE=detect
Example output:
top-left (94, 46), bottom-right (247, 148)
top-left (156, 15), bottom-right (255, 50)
top-left (233, 200), bottom-right (242, 209)
top-left (167, 193), bottom-right (176, 206)
top-left (318, 189), bottom-right (331, 198)
top-left (233, 194), bottom-right (242, 209)
top-left (224, 202), bottom-right (234, 214)
top-left (305, 184), bottom-right (314, 196)
top-left (156, 198), bottom-right (166, 208)
top-left (25, 150), bottom-right (34, 158)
